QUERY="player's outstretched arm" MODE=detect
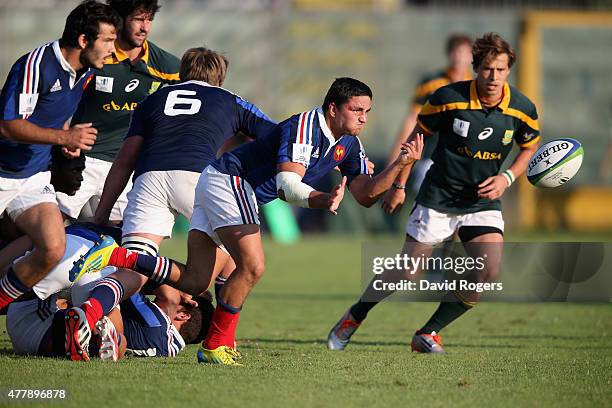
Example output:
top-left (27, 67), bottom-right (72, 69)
top-left (93, 136), bottom-right (143, 224)
top-left (350, 134), bottom-right (423, 209)
top-left (477, 138), bottom-right (540, 200)
top-left (381, 126), bottom-right (428, 214)
top-left (0, 119), bottom-right (97, 151)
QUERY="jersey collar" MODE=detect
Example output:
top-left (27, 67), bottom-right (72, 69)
top-left (469, 80), bottom-right (511, 112)
top-left (317, 108), bottom-right (336, 145)
top-left (52, 40), bottom-right (89, 89)
top-left (107, 40), bottom-right (150, 64)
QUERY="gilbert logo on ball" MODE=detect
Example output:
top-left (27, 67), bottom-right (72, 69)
top-left (527, 138), bottom-right (584, 187)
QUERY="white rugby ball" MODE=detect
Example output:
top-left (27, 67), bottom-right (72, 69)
top-left (527, 138), bottom-right (583, 188)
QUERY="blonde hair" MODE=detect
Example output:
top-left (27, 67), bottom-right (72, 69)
top-left (179, 47), bottom-right (228, 86)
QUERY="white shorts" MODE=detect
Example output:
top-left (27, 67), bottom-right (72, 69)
top-left (190, 166), bottom-right (259, 247)
top-left (406, 204), bottom-right (504, 245)
top-left (6, 295), bottom-right (59, 354)
top-left (0, 171), bottom-right (57, 220)
top-left (56, 156), bottom-right (132, 221)
top-left (122, 170), bottom-right (200, 238)
top-left (14, 233), bottom-right (117, 301)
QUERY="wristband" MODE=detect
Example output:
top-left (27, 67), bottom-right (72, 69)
top-left (501, 169), bottom-right (515, 187)
top-left (391, 183), bottom-right (405, 190)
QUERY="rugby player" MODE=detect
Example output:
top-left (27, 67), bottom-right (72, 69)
top-left (84, 77), bottom-right (423, 365)
top-left (92, 47), bottom-right (276, 261)
top-left (57, 0), bottom-right (180, 223)
top-left (0, 1), bottom-right (120, 309)
top-left (388, 33), bottom-right (473, 193)
top-left (328, 33), bottom-right (540, 353)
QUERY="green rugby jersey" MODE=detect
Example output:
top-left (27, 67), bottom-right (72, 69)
top-left (72, 40), bottom-right (179, 162)
top-left (415, 80), bottom-right (540, 213)
top-left (410, 69), bottom-right (473, 159)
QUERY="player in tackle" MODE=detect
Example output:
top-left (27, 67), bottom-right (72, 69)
top-left (75, 77), bottom-right (423, 365)
top-left (328, 32), bottom-right (541, 353)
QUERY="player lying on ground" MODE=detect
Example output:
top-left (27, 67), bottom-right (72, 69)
top-left (328, 32), bottom-right (541, 353)
top-left (78, 77), bottom-right (423, 365)
top-left (3, 223), bottom-right (212, 361)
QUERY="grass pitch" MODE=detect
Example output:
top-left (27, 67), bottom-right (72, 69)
top-left (0, 234), bottom-right (610, 407)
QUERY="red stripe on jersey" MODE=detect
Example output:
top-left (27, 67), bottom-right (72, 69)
top-left (234, 176), bottom-right (253, 224)
top-left (298, 112), bottom-right (307, 144)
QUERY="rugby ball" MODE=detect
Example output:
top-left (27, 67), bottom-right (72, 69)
top-left (527, 138), bottom-right (583, 187)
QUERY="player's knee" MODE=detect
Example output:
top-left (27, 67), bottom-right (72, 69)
top-left (40, 239), bottom-right (65, 268)
top-left (242, 260), bottom-right (265, 284)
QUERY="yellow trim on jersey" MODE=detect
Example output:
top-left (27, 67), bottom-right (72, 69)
top-left (414, 78), bottom-right (450, 99)
top-left (147, 66), bottom-right (180, 81)
top-left (518, 135), bottom-right (541, 148)
top-left (469, 81), bottom-right (511, 111)
top-left (419, 101), bottom-right (469, 115)
top-left (105, 41), bottom-right (150, 64)
top-left (505, 108), bottom-right (540, 131)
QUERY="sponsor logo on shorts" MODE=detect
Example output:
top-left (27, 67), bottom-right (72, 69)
top-left (41, 185), bottom-right (54, 195)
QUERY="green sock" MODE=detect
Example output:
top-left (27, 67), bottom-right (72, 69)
top-left (418, 294), bottom-right (472, 334)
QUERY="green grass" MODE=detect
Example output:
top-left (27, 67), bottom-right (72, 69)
top-left (0, 235), bottom-right (611, 407)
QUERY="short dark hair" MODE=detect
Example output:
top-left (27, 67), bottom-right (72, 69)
top-left (178, 296), bottom-right (215, 344)
top-left (322, 77), bottom-right (372, 112)
top-left (472, 32), bottom-right (516, 70)
top-left (107, 0), bottom-right (161, 19)
top-left (50, 145), bottom-right (85, 166)
top-left (60, 1), bottom-right (121, 48)
top-left (446, 33), bottom-right (473, 55)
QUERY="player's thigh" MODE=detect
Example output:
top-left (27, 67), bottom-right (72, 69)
top-left (216, 224), bottom-right (264, 275)
top-left (14, 202), bottom-right (65, 255)
top-left (458, 211), bottom-right (504, 280)
top-left (167, 170), bottom-right (200, 220)
top-left (185, 229), bottom-right (230, 292)
top-left (405, 204), bottom-right (455, 245)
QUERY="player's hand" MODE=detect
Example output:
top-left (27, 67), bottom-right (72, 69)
top-left (328, 176), bottom-right (347, 215)
top-left (179, 292), bottom-right (198, 307)
top-left (381, 187), bottom-right (406, 214)
top-left (365, 157), bottom-right (375, 175)
top-left (64, 123), bottom-right (97, 151)
top-left (61, 146), bottom-right (81, 158)
top-left (397, 133), bottom-right (424, 166)
top-left (477, 175), bottom-right (509, 200)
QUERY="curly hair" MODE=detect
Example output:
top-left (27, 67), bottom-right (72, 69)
top-left (107, 0), bottom-right (161, 19)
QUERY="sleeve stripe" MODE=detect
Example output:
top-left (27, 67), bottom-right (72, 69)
top-left (519, 135), bottom-right (541, 148)
top-left (504, 107), bottom-right (540, 131)
top-left (419, 101), bottom-right (469, 116)
top-left (414, 78), bottom-right (449, 99)
top-left (146, 66), bottom-right (179, 81)
top-left (21, 44), bottom-right (48, 119)
top-left (297, 112), bottom-right (306, 144)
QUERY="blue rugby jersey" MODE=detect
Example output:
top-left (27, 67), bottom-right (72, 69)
top-left (0, 41), bottom-right (94, 178)
top-left (121, 293), bottom-right (185, 357)
top-left (125, 80), bottom-right (277, 180)
top-left (213, 107), bottom-right (370, 205)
